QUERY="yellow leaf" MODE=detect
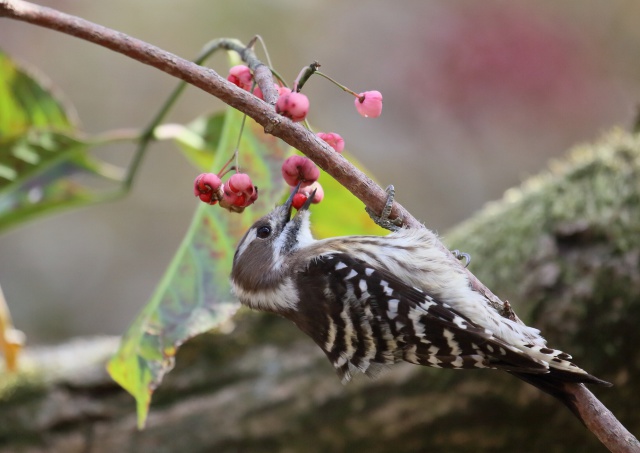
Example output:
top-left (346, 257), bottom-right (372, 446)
top-left (0, 285), bottom-right (25, 372)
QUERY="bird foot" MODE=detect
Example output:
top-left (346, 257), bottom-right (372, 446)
top-left (366, 185), bottom-right (404, 232)
top-left (451, 249), bottom-right (471, 268)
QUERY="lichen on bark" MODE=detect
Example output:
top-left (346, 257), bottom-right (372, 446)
top-left (1, 128), bottom-right (640, 452)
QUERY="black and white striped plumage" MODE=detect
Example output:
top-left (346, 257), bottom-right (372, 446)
top-left (231, 190), bottom-right (610, 414)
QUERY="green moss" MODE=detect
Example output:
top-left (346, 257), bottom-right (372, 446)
top-left (445, 128), bottom-right (640, 310)
top-left (0, 369), bottom-right (46, 404)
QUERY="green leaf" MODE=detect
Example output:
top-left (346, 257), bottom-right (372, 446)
top-left (0, 50), bottom-right (73, 137)
top-left (108, 107), bottom-right (293, 428)
top-left (311, 152), bottom-right (387, 237)
top-left (0, 51), bottom-right (125, 232)
top-left (0, 132), bottom-right (86, 230)
top-left (154, 114), bottom-right (225, 172)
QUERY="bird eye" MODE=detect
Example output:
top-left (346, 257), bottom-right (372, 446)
top-left (256, 225), bottom-right (272, 239)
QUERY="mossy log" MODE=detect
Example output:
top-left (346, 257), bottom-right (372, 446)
top-left (1, 129), bottom-right (639, 452)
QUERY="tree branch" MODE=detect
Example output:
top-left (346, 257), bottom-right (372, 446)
top-left (569, 384), bottom-right (640, 452)
top-left (1, 1), bottom-right (637, 451)
top-left (1, 0), bottom-right (406, 227)
top-left (0, 0), bottom-right (506, 316)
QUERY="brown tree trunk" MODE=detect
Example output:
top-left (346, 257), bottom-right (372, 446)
top-left (1, 129), bottom-right (639, 452)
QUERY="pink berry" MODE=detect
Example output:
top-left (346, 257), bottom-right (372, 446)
top-left (220, 173), bottom-right (258, 212)
top-left (193, 173), bottom-right (223, 205)
top-left (277, 86), bottom-right (292, 97)
top-left (317, 132), bottom-right (345, 153)
top-left (220, 191), bottom-right (243, 213)
top-left (276, 91), bottom-right (310, 122)
top-left (227, 173), bottom-right (254, 194)
top-left (354, 90), bottom-right (383, 118)
top-left (228, 65), bottom-right (253, 91)
top-left (253, 83), bottom-right (279, 101)
top-left (292, 193), bottom-right (308, 210)
top-left (281, 156), bottom-right (320, 186)
top-left (300, 181), bottom-right (324, 204)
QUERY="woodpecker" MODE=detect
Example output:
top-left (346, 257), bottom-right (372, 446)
top-left (231, 187), bottom-right (611, 419)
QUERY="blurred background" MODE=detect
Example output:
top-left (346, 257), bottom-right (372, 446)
top-left (1, 0), bottom-right (639, 344)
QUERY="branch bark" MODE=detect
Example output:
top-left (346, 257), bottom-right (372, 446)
top-left (571, 385), bottom-right (640, 451)
top-left (1, 1), bottom-right (638, 451)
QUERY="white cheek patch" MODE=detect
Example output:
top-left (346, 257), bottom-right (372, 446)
top-left (272, 228), bottom-right (287, 263)
top-left (236, 228), bottom-right (257, 259)
top-left (295, 211), bottom-right (315, 248)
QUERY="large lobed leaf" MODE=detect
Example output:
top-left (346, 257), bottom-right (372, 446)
top-left (108, 104), bottom-right (386, 427)
top-left (0, 50), bottom-right (72, 135)
top-left (0, 50), bottom-right (123, 233)
top-left (0, 50), bottom-right (126, 371)
top-left (107, 108), bottom-right (295, 428)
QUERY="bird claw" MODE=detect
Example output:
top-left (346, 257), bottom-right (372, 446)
top-left (451, 249), bottom-right (471, 268)
top-left (366, 185), bottom-right (403, 232)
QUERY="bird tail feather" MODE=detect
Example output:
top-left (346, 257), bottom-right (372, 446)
top-left (509, 369), bottom-right (612, 424)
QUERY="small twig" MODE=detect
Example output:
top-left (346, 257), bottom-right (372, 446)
top-left (215, 37), bottom-right (278, 105)
top-left (293, 61), bottom-right (320, 92)
top-left (568, 384), bottom-right (640, 453)
top-left (1, 1), bottom-right (638, 451)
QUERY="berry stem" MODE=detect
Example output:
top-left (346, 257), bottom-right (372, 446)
top-left (234, 114), bottom-right (248, 172)
top-left (293, 61), bottom-right (320, 92)
top-left (270, 68), bottom-right (288, 88)
top-left (252, 34), bottom-right (274, 70)
top-left (122, 36), bottom-right (269, 190)
top-left (217, 110), bottom-right (248, 176)
top-left (122, 39), bottom-right (237, 192)
top-left (314, 70), bottom-right (362, 99)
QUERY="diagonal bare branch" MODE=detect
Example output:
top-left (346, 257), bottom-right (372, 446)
top-left (2, 1), bottom-right (639, 451)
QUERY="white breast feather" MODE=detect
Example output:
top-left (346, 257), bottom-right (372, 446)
top-left (231, 276), bottom-right (299, 312)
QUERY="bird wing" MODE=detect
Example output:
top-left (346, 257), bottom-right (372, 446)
top-left (294, 252), bottom-right (550, 383)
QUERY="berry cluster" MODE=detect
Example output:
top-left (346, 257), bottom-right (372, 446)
top-left (227, 65), bottom-right (254, 91)
top-left (193, 62), bottom-right (383, 212)
top-left (193, 172), bottom-right (258, 213)
top-left (275, 88), bottom-right (310, 122)
top-left (228, 65), bottom-right (311, 123)
top-left (281, 155), bottom-right (324, 209)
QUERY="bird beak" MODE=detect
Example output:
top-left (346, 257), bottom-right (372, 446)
top-left (297, 188), bottom-right (316, 212)
top-left (283, 181), bottom-right (303, 223)
top-left (282, 182), bottom-right (316, 224)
